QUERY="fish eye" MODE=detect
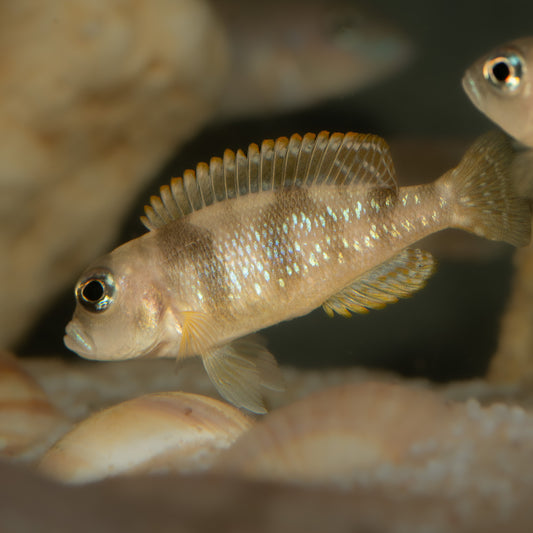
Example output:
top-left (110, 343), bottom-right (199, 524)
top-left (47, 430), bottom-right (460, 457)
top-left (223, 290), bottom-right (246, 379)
top-left (327, 10), bottom-right (365, 46)
top-left (76, 269), bottom-right (115, 313)
top-left (483, 50), bottom-right (525, 93)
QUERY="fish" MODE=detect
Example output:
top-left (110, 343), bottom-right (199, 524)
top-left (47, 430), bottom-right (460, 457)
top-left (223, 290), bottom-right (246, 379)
top-left (463, 37), bottom-right (533, 198)
top-left (213, 0), bottom-right (413, 118)
top-left (64, 130), bottom-right (531, 413)
top-left (462, 37), bottom-right (533, 149)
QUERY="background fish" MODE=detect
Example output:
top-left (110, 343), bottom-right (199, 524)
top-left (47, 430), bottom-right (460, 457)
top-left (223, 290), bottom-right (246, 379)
top-left (64, 130), bottom-right (530, 413)
top-left (463, 37), bottom-right (533, 384)
top-left (462, 36), bottom-right (533, 148)
top-left (213, 0), bottom-right (413, 118)
top-left (463, 36), bottom-right (533, 199)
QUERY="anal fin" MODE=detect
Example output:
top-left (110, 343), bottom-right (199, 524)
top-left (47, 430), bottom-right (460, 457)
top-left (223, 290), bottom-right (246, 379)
top-left (323, 248), bottom-right (436, 317)
top-left (201, 336), bottom-right (284, 414)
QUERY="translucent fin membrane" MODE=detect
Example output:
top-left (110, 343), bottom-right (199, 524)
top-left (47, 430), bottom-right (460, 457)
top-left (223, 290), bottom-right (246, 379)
top-left (323, 248), bottom-right (436, 317)
top-left (141, 131), bottom-right (398, 230)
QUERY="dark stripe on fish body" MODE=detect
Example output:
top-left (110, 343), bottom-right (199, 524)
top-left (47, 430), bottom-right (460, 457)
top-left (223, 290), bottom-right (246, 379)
top-left (256, 188), bottom-right (328, 290)
top-left (155, 221), bottom-right (232, 319)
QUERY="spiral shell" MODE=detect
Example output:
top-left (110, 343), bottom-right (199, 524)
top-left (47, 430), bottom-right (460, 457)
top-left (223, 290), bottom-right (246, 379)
top-left (216, 381), bottom-right (517, 485)
top-left (39, 391), bottom-right (252, 483)
top-left (0, 351), bottom-right (67, 458)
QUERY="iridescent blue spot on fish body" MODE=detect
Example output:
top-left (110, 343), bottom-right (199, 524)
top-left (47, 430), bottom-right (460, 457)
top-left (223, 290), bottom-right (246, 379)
top-left (326, 205), bottom-right (337, 222)
top-left (229, 271), bottom-right (242, 292)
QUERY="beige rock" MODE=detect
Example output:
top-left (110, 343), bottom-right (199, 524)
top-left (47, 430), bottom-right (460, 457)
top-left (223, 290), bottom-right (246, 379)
top-left (489, 241), bottom-right (533, 383)
top-left (0, 0), bottom-right (230, 348)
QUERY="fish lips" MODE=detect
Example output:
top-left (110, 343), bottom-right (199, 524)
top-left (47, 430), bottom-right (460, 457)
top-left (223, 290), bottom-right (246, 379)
top-left (462, 72), bottom-right (483, 109)
top-left (64, 320), bottom-right (95, 358)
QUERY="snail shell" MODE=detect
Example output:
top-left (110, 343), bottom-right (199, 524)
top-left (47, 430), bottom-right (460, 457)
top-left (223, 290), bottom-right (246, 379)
top-left (214, 382), bottom-right (462, 484)
top-left (0, 351), bottom-right (67, 458)
top-left (38, 391), bottom-right (252, 483)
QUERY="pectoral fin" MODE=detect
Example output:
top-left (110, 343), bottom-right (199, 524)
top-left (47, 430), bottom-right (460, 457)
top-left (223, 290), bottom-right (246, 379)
top-left (201, 336), bottom-right (284, 414)
top-left (323, 248), bottom-right (436, 317)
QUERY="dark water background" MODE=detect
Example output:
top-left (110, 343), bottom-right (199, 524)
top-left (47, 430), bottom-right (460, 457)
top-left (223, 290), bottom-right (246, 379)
top-left (18, 0), bottom-right (532, 381)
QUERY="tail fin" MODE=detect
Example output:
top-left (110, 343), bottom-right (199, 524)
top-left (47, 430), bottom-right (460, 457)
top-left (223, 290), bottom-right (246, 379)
top-left (439, 130), bottom-right (531, 247)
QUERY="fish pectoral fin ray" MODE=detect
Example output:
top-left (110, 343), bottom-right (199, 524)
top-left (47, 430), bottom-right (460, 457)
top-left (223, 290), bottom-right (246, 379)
top-left (141, 131), bottom-right (398, 230)
top-left (180, 311), bottom-right (217, 356)
top-left (201, 336), bottom-right (284, 414)
top-left (322, 248), bottom-right (436, 317)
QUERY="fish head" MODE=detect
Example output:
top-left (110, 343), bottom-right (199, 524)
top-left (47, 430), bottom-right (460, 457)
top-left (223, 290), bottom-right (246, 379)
top-left (64, 239), bottom-right (179, 361)
top-left (463, 37), bottom-right (533, 147)
top-left (215, 0), bottom-right (413, 118)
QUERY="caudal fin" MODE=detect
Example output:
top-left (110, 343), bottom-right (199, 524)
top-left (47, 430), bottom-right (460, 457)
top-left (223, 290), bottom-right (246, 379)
top-left (441, 130), bottom-right (531, 247)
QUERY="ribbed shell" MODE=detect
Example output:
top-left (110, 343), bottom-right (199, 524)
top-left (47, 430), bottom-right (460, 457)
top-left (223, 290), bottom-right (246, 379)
top-left (0, 351), bottom-right (67, 459)
top-left (39, 392), bottom-right (252, 484)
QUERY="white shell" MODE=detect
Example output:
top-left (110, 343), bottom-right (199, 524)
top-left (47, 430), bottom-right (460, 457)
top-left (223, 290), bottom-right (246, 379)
top-left (216, 381), bottom-right (533, 491)
top-left (39, 391), bottom-right (252, 483)
top-left (214, 382), bottom-right (461, 484)
top-left (0, 351), bottom-right (67, 458)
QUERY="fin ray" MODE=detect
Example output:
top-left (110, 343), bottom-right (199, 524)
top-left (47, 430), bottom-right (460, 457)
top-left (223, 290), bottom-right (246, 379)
top-left (142, 131), bottom-right (398, 230)
top-left (202, 337), bottom-right (284, 414)
top-left (323, 248), bottom-right (436, 317)
top-left (443, 130), bottom-right (531, 247)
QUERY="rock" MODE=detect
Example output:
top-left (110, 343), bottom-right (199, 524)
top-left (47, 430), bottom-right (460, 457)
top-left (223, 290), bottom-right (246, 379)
top-left (0, 0), bottom-right (230, 348)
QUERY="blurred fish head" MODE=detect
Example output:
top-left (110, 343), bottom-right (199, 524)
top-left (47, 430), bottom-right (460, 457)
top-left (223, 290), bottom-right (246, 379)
top-left (463, 37), bottom-right (533, 145)
top-left (216, 0), bottom-right (413, 118)
top-left (64, 240), bottom-right (179, 361)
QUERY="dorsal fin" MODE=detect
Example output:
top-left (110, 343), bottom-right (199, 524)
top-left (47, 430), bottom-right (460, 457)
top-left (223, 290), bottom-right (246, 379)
top-left (322, 248), bottom-right (436, 317)
top-left (141, 131), bottom-right (398, 231)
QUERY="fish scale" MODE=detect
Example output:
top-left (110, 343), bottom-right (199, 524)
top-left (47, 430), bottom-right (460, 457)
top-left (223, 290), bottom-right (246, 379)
top-left (64, 130), bottom-right (530, 413)
top-left (162, 182), bottom-right (450, 346)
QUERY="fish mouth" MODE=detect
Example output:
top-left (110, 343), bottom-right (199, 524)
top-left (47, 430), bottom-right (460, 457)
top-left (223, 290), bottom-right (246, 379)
top-left (462, 72), bottom-right (481, 106)
top-left (64, 321), bottom-right (95, 358)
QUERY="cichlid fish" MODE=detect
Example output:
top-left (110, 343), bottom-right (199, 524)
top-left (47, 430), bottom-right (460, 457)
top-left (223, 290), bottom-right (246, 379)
top-left (462, 37), bottom-right (533, 148)
top-left (463, 37), bottom-right (533, 197)
top-left (213, 0), bottom-right (413, 118)
top-left (64, 130), bottom-right (530, 413)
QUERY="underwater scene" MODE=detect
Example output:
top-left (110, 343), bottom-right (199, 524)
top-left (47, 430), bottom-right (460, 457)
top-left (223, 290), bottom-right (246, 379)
top-left (3, 0), bottom-right (533, 531)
